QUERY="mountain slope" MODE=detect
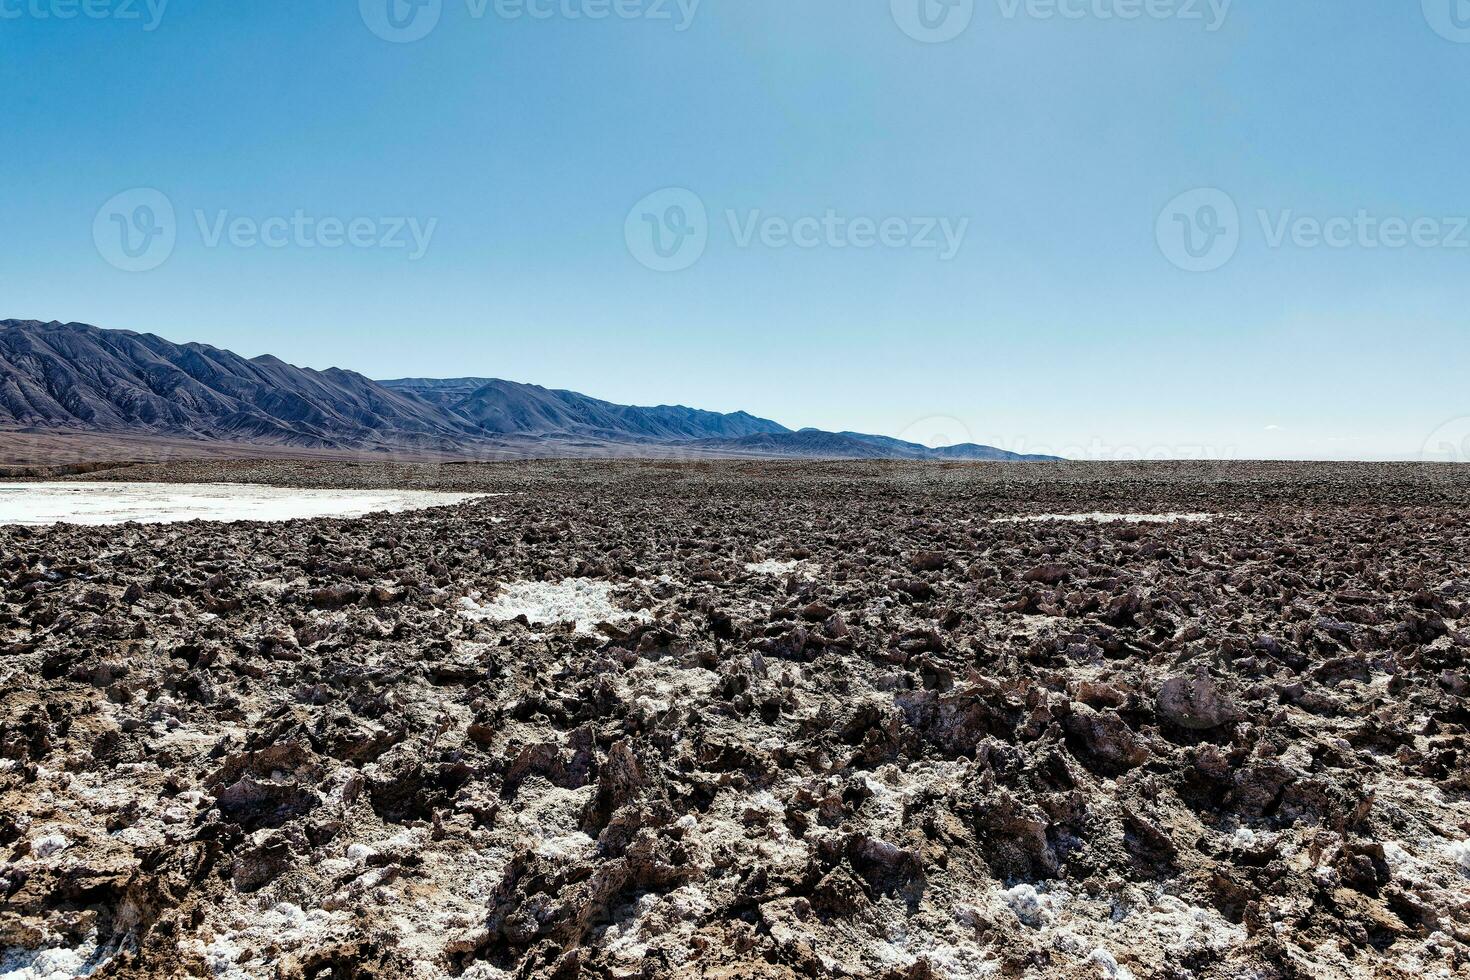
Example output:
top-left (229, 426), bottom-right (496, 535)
top-left (380, 377), bottom-right (790, 441)
top-left (0, 320), bottom-right (469, 448)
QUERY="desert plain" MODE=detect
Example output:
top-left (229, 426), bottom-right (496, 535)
top-left (1, 459), bottom-right (1468, 979)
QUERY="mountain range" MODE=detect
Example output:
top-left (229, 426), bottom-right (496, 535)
top-left (0, 320), bottom-right (1059, 461)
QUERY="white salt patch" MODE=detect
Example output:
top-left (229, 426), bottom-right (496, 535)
top-left (1089, 947), bottom-right (1134, 980)
top-left (745, 559), bottom-right (802, 575)
top-left (0, 482), bottom-right (489, 526)
top-left (535, 832), bottom-right (596, 862)
top-left (1001, 883), bottom-right (1063, 928)
top-left (991, 513), bottom-right (1216, 525)
top-left (458, 578), bottom-right (650, 635)
top-left (1448, 839), bottom-right (1470, 874)
top-left (196, 902), bottom-right (348, 980)
top-left (30, 833), bottom-right (69, 858)
top-left (0, 933), bottom-right (108, 980)
top-left (1232, 828), bottom-right (1260, 847)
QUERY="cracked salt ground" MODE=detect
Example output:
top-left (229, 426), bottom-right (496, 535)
top-left (6, 460), bottom-right (1470, 979)
top-left (458, 578), bottom-right (652, 635)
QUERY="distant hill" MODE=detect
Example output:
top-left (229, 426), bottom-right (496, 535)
top-left (682, 430), bottom-right (1058, 462)
top-left (0, 320), bottom-right (1062, 461)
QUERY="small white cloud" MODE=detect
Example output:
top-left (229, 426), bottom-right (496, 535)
top-left (1263, 424), bottom-right (1282, 432)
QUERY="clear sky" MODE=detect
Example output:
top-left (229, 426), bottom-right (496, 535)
top-left (3, 1), bottom-right (1467, 460)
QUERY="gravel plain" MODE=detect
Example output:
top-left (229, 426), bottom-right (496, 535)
top-left (2, 459), bottom-right (1468, 979)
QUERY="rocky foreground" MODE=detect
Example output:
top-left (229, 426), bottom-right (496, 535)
top-left (2, 460), bottom-right (1468, 980)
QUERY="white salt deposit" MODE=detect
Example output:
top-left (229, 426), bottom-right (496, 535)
top-left (458, 578), bottom-right (651, 635)
top-left (1448, 839), bottom-right (1470, 874)
top-left (29, 833), bottom-right (69, 858)
top-left (991, 512), bottom-right (1216, 525)
top-left (745, 559), bottom-right (802, 575)
top-left (1089, 947), bottom-right (1134, 980)
top-left (0, 933), bottom-right (109, 980)
top-left (1001, 883), bottom-right (1064, 928)
top-left (193, 903), bottom-right (348, 980)
top-left (0, 482), bottom-right (488, 526)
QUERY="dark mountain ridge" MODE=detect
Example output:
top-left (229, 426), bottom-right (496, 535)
top-left (0, 320), bottom-right (1060, 460)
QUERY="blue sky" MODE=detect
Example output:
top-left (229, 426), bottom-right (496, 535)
top-left (2, 0), bottom-right (1467, 460)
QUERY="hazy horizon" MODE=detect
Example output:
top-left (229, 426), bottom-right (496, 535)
top-left (5, 3), bottom-right (1467, 462)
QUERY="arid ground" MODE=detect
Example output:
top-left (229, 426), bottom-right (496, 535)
top-left (2, 460), bottom-right (1468, 979)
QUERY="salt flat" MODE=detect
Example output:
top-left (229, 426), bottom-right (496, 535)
top-left (0, 482), bottom-right (486, 526)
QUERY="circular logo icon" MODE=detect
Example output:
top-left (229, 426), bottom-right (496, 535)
top-left (625, 188), bottom-right (708, 273)
top-left (1423, 0), bottom-right (1470, 43)
top-left (1156, 188), bottom-right (1240, 273)
top-left (360, 0), bottom-right (442, 43)
top-left (891, 0), bottom-right (975, 43)
top-left (1422, 417), bottom-right (1470, 463)
top-left (93, 188), bottom-right (176, 273)
top-left (897, 415), bottom-right (975, 450)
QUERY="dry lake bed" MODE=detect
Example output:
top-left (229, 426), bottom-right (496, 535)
top-left (2, 459), bottom-right (1468, 980)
